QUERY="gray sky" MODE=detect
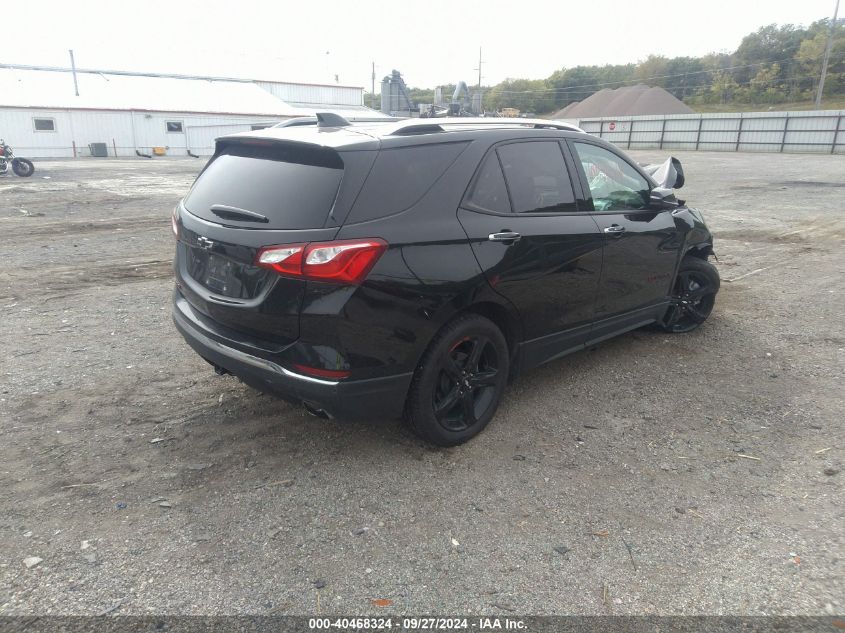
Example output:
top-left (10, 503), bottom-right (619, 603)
top-left (6, 0), bottom-right (837, 89)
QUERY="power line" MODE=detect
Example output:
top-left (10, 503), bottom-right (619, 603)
top-left (496, 73), bottom-right (839, 101)
top-left (491, 50), bottom-right (842, 95)
top-left (489, 54), bottom-right (845, 98)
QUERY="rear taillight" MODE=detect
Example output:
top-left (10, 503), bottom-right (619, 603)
top-left (256, 239), bottom-right (387, 284)
top-left (256, 244), bottom-right (305, 276)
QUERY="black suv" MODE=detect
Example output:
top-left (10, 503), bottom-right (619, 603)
top-left (172, 115), bottom-right (718, 446)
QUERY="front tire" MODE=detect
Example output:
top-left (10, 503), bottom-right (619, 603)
top-left (657, 256), bottom-right (720, 333)
top-left (405, 314), bottom-right (509, 446)
top-left (12, 158), bottom-right (34, 177)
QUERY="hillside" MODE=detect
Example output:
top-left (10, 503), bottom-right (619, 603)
top-left (397, 20), bottom-right (845, 115)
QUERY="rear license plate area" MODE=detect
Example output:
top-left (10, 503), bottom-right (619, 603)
top-left (203, 253), bottom-right (233, 295)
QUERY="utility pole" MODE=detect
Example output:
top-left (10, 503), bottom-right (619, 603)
top-left (371, 61), bottom-right (376, 109)
top-left (476, 47), bottom-right (483, 89)
top-left (816, 0), bottom-right (840, 108)
top-left (474, 47), bottom-right (484, 113)
top-left (68, 49), bottom-right (79, 97)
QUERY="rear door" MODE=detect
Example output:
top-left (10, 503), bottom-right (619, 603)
top-left (567, 140), bottom-right (683, 336)
top-left (457, 140), bottom-right (603, 367)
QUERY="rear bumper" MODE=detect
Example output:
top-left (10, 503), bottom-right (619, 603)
top-left (172, 296), bottom-right (412, 420)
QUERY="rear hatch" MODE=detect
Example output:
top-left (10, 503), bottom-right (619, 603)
top-left (174, 139), bottom-right (351, 345)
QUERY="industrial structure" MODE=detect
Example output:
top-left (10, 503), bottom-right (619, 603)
top-left (380, 70), bottom-right (415, 115)
top-left (0, 65), bottom-right (388, 158)
top-left (380, 70), bottom-right (485, 117)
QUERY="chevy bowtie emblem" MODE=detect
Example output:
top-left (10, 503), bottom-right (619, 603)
top-left (196, 236), bottom-right (214, 250)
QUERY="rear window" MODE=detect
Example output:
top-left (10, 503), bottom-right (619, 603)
top-left (348, 142), bottom-right (468, 223)
top-left (184, 142), bottom-right (343, 229)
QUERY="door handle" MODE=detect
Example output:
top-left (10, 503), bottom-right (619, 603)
top-left (488, 231), bottom-right (521, 242)
top-left (603, 224), bottom-right (625, 235)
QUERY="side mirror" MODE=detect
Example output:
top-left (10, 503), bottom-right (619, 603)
top-left (649, 187), bottom-right (679, 209)
top-left (658, 157), bottom-right (684, 189)
top-left (643, 157), bottom-right (685, 189)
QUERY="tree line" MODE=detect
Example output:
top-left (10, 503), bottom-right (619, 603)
top-left (385, 20), bottom-right (844, 114)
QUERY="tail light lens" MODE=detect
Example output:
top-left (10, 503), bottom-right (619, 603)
top-left (256, 239), bottom-right (387, 284)
top-left (171, 207), bottom-right (180, 238)
top-left (256, 244), bottom-right (305, 277)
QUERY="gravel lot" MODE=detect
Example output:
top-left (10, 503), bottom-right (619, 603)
top-left (0, 151), bottom-right (843, 616)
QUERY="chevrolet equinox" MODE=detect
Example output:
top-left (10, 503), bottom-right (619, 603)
top-left (172, 114), bottom-right (719, 446)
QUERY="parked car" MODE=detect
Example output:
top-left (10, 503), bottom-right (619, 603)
top-left (172, 115), bottom-right (718, 446)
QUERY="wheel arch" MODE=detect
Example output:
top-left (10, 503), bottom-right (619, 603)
top-left (461, 301), bottom-right (522, 361)
top-left (408, 295), bottom-right (524, 387)
top-left (684, 242), bottom-right (714, 260)
top-left (403, 300), bottom-right (517, 444)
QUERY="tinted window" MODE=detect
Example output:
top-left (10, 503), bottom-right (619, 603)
top-left (572, 142), bottom-right (650, 211)
top-left (497, 142), bottom-right (576, 213)
top-left (166, 121), bottom-right (184, 133)
top-left (350, 142), bottom-right (468, 222)
top-left (184, 143), bottom-right (343, 229)
top-left (463, 153), bottom-right (510, 214)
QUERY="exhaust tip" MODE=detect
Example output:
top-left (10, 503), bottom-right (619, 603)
top-left (303, 401), bottom-right (332, 419)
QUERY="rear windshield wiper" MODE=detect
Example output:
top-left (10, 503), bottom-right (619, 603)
top-left (210, 204), bottom-right (269, 224)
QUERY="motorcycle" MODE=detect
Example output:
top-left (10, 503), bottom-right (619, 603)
top-left (0, 139), bottom-right (35, 177)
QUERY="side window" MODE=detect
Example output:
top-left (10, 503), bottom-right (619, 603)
top-left (350, 142), bottom-right (468, 222)
top-left (497, 142), bottom-right (576, 213)
top-left (572, 142), bottom-right (650, 211)
top-left (463, 153), bottom-right (511, 214)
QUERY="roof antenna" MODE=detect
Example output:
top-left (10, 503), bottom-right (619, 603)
top-left (316, 112), bottom-right (351, 128)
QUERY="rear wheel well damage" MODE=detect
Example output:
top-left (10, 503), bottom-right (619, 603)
top-left (462, 302), bottom-right (526, 381)
top-left (462, 302), bottom-right (520, 360)
top-left (411, 301), bottom-right (522, 383)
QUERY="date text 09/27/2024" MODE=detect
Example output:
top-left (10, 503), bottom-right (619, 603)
top-left (308, 617), bottom-right (527, 630)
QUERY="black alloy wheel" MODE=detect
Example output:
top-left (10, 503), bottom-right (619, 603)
top-left (433, 335), bottom-right (501, 432)
top-left (406, 314), bottom-right (509, 446)
top-left (659, 257), bottom-right (720, 333)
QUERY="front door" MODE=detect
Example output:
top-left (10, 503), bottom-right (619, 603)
top-left (568, 140), bottom-right (684, 338)
top-left (457, 140), bottom-right (603, 368)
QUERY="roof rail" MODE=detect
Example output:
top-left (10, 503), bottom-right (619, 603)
top-left (386, 117), bottom-right (585, 136)
top-left (273, 114), bottom-right (404, 129)
top-left (273, 117), bottom-right (318, 128)
top-left (391, 123), bottom-right (445, 135)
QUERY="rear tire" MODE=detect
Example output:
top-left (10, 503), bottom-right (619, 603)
top-left (657, 256), bottom-right (720, 333)
top-left (405, 314), bottom-right (509, 446)
top-left (12, 158), bottom-right (34, 177)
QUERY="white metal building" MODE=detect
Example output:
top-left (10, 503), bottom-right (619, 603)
top-left (0, 67), bottom-right (388, 158)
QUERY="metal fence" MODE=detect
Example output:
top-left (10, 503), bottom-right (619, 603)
top-left (573, 110), bottom-right (845, 154)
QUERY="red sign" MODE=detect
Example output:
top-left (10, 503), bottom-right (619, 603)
top-left (608, 121), bottom-right (617, 131)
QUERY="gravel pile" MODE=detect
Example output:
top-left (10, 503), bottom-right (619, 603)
top-left (554, 84), bottom-right (695, 118)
